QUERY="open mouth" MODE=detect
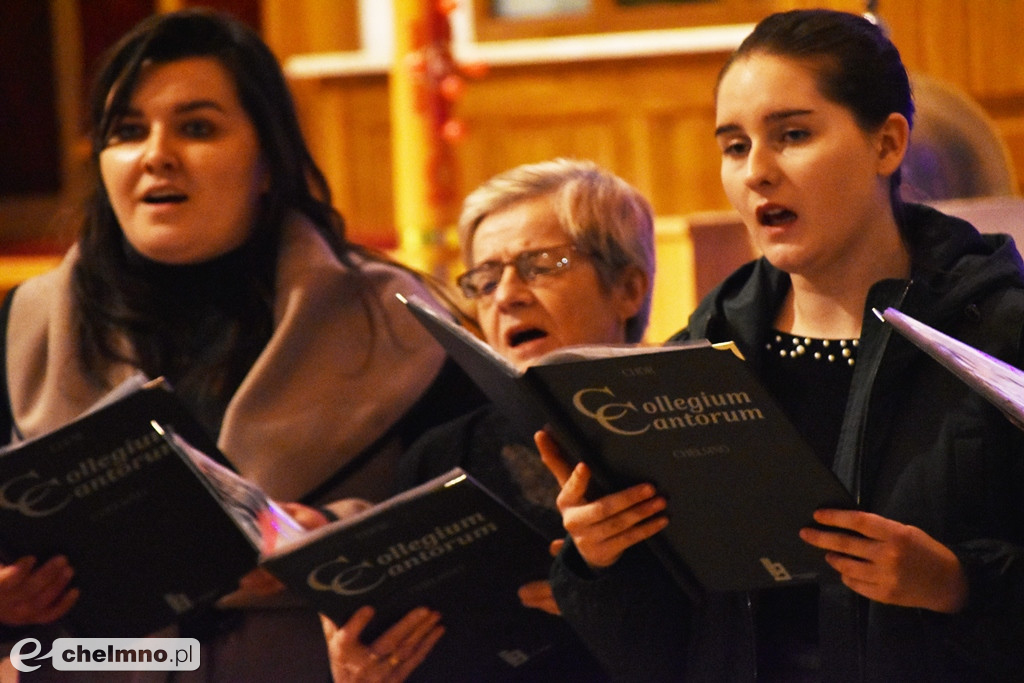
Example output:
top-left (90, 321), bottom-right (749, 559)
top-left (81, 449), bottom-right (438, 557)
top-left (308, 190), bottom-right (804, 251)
top-left (142, 191), bottom-right (187, 205)
top-left (757, 205), bottom-right (797, 227)
top-left (508, 328), bottom-right (548, 348)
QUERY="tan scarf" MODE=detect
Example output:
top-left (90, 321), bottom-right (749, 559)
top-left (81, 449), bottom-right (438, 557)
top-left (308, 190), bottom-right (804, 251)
top-left (6, 215), bottom-right (447, 501)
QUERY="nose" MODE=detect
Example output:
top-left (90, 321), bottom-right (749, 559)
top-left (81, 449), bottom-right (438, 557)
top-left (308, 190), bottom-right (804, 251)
top-left (492, 263), bottom-right (532, 310)
top-left (142, 126), bottom-right (178, 173)
top-left (744, 141), bottom-right (777, 190)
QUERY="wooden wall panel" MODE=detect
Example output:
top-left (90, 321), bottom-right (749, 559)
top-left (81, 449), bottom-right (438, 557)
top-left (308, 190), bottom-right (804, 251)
top-left (282, 2), bottom-right (1022, 251)
top-left (344, 105), bottom-right (394, 245)
top-left (960, 1), bottom-right (1024, 191)
top-left (307, 53), bottom-right (738, 240)
top-left (885, 0), bottom-right (1024, 195)
top-left (291, 76), bottom-right (395, 247)
top-left (262, 0), bottom-right (359, 60)
top-left (995, 117), bottom-right (1024, 192)
top-left (459, 116), bottom-right (623, 182)
top-left (650, 114), bottom-right (729, 214)
top-left (965, 0), bottom-right (1024, 96)
top-left (474, 0), bottom-right (864, 41)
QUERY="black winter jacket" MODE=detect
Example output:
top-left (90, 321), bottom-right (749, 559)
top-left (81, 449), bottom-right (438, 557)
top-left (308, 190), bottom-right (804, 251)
top-left (550, 204), bottom-right (1024, 682)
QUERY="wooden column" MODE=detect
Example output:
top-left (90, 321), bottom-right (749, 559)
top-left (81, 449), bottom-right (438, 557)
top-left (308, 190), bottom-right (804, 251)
top-left (389, 0), bottom-right (462, 275)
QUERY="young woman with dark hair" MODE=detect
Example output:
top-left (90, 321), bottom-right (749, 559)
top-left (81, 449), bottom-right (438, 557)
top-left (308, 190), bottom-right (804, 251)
top-left (540, 10), bottom-right (1024, 682)
top-left (0, 8), bottom-right (479, 680)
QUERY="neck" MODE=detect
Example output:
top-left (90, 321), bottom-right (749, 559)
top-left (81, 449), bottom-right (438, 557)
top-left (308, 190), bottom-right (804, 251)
top-left (779, 231), bottom-right (910, 340)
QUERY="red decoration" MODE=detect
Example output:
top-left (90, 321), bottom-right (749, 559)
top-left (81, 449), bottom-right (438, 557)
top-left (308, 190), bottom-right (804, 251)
top-left (439, 74), bottom-right (465, 101)
top-left (407, 1), bottom-right (488, 205)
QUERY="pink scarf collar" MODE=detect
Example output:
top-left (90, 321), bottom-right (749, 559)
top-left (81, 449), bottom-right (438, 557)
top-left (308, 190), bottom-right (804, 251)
top-left (6, 216), bottom-right (447, 500)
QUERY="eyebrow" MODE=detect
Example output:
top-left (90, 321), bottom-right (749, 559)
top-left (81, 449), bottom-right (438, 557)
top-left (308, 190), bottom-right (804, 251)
top-left (714, 108), bottom-right (815, 137)
top-left (120, 99), bottom-right (227, 118)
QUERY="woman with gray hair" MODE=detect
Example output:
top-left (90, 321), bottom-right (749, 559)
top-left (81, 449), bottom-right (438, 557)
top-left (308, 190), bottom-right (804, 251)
top-left (324, 159), bottom-right (656, 681)
top-left (456, 157), bottom-right (656, 349)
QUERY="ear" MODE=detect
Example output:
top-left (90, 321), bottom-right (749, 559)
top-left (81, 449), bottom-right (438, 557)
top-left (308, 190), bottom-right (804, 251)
top-left (612, 265), bottom-right (650, 324)
top-left (876, 112), bottom-right (910, 177)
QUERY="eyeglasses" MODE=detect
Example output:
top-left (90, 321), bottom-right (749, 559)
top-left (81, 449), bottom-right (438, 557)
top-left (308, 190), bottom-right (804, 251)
top-left (456, 244), bottom-right (583, 299)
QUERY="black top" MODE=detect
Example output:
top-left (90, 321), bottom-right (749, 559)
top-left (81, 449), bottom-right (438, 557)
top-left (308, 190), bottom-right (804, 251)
top-left (756, 332), bottom-right (858, 682)
top-left (762, 331), bottom-right (858, 469)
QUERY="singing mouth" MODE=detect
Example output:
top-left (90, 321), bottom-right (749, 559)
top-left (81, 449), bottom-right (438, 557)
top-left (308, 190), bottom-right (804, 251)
top-left (757, 205), bottom-right (797, 227)
top-left (142, 190), bottom-right (187, 205)
top-left (508, 328), bottom-right (547, 348)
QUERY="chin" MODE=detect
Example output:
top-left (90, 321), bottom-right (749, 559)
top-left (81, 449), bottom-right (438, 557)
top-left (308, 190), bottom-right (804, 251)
top-left (125, 230), bottom-right (193, 263)
top-left (759, 245), bottom-right (810, 274)
top-left (137, 248), bottom-right (204, 266)
top-left (509, 351), bottom-right (543, 371)
top-left (137, 238), bottom-right (242, 265)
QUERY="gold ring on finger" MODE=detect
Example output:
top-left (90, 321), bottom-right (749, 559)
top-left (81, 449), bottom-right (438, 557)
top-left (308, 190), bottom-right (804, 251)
top-left (387, 654), bottom-right (401, 667)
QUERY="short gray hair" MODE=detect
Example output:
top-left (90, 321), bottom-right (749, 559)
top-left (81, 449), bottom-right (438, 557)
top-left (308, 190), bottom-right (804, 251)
top-left (458, 159), bottom-right (655, 342)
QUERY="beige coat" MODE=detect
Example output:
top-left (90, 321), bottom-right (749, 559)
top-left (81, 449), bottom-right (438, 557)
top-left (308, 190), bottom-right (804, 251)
top-left (3, 215), bottom-right (452, 681)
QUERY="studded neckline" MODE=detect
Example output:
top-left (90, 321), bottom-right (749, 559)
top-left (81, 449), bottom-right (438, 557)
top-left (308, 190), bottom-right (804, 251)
top-left (765, 331), bottom-right (859, 366)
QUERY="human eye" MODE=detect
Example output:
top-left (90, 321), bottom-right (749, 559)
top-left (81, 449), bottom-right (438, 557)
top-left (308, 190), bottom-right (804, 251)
top-left (458, 262), bottom-right (501, 298)
top-left (180, 118), bottom-right (216, 139)
top-left (105, 119), bottom-right (146, 145)
top-left (781, 128), bottom-right (811, 144)
top-left (718, 136), bottom-right (749, 158)
top-left (522, 248), bottom-right (570, 278)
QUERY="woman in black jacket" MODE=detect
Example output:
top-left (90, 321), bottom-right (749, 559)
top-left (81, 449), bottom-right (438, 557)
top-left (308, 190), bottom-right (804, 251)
top-left (540, 9), bottom-right (1024, 682)
top-left (359, 158), bottom-right (656, 682)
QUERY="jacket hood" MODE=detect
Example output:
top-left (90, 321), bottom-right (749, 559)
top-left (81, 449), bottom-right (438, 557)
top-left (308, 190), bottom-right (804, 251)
top-left (904, 203), bottom-right (1024, 325)
top-left (677, 203), bottom-right (1024, 356)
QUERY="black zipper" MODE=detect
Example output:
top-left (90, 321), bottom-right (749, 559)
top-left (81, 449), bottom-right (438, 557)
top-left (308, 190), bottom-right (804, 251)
top-left (847, 280), bottom-right (912, 679)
